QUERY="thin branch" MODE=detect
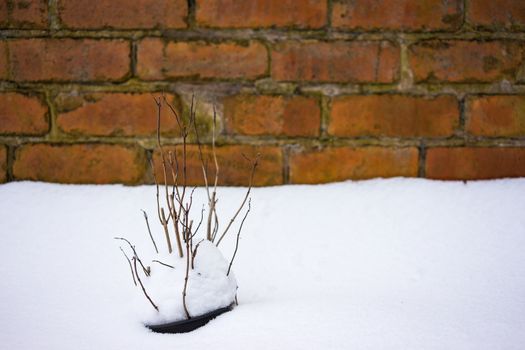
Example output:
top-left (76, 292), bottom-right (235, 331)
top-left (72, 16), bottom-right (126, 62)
top-left (215, 154), bottom-right (259, 247)
top-left (152, 260), bottom-right (175, 269)
top-left (141, 210), bottom-right (158, 254)
top-left (114, 237), bottom-right (150, 276)
top-left (227, 199), bottom-right (251, 276)
top-left (119, 246), bottom-right (137, 286)
top-left (133, 257), bottom-right (158, 312)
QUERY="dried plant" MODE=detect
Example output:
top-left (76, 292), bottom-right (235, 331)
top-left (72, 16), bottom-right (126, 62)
top-left (116, 95), bottom-right (258, 319)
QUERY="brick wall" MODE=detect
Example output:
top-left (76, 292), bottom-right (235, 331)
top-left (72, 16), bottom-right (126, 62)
top-left (1, 0), bottom-right (525, 185)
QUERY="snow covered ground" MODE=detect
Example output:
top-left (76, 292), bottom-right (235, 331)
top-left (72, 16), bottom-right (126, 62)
top-left (1, 179), bottom-right (524, 350)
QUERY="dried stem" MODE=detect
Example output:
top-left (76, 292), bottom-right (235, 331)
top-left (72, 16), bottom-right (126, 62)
top-left (227, 199), bottom-right (251, 276)
top-left (119, 246), bottom-right (137, 286)
top-left (114, 237), bottom-right (150, 276)
top-left (152, 260), bottom-right (175, 269)
top-left (133, 257), bottom-right (158, 311)
top-left (215, 155), bottom-right (259, 247)
top-left (141, 210), bottom-right (158, 254)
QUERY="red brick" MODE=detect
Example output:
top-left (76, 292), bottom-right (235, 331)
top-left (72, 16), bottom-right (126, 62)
top-left (196, 0), bottom-right (326, 29)
top-left (333, 0), bottom-right (462, 31)
top-left (60, 0), bottom-right (187, 29)
top-left (469, 0), bottom-right (525, 30)
top-left (8, 39), bottom-right (130, 82)
top-left (152, 144), bottom-right (283, 186)
top-left (223, 95), bottom-right (320, 137)
top-left (0, 1), bottom-right (7, 25)
top-left (137, 39), bottom-right (267, 80)
top-left (409, 40), bottom-right (525, 83)
top-left (0, 145), bottom-right (6, 183)
top-left (466, 95), bottom-right (525, 137)
top-left (426, 147), bottom-right (525, 180)
top-left (0, 93), bottom-right (48, 135)
top-left (329, 95), bottom-right (459, 137)
top-left (0, 0), bottom-right (48, 28)
top-left (0, 41), bottom-right (8, 79)
top-left (289, 147), bottom-right (419, 184)
top-left (272, 41), bottom-right (399, 83)
top-left (56, 93), bottom-right (181, 137)
top-left (13, 144), bottom-right (146, 184)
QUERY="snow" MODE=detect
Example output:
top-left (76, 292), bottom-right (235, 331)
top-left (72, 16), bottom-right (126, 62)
top-left (137, 240), bottom-right (237, 325)
top-left (1, 178), bottom-right (525, 349)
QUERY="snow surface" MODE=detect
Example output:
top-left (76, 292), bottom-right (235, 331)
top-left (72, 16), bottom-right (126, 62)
top-left (1, 179), bottom-right (525, 349)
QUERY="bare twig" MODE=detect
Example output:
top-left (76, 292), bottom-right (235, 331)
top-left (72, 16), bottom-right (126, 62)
top-left (133, 257), bottom-right (158, 311)
top-left (215, 154), bottom-right (259, 247)
top-left (152, 260), bottom-right (175, 269)
top-left (141, 210), bottom-right (158, 254)
top-left (119, 246), bottom-right (137, 286)
top-left (114, 237), bottom-right (150, 276)
top-left (227, 199), bottom-right (251, 276)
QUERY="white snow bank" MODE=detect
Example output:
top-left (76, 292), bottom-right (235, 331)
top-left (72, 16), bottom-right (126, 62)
top-left (1, 178), bottom-right (525, 350)
top-left (137, 241), bottom-right (237, 325)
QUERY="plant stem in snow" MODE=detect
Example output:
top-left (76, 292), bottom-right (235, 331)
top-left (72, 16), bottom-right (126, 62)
top-left (216, 155), bottom-right (259, 247)
top-left (133, 257), bottom-right (158, 312)
top-left (141, 210), bottom-right (158, 254)
top-left (152, 260), bottom-right (175, 269)
top-left (119, 246), bottom-right (137, 286)
top-left (227, 199), bottom-right (251, 276)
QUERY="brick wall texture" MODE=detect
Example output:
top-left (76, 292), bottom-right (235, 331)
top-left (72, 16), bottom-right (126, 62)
top-left (1, 0), bottom-right (525, 185)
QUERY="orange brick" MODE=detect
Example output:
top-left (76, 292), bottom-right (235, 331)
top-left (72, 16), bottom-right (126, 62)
top-left (8, 39), bottom-right (130, 82)
top-left (196, 0), bottom-right (326, 28)
top-left (466, 95), bottom-right (525, 136)
top-left (56, 93), bottom-right (181, 137)
top-left (289, 147), bottom-right (419, 184)
top-left (333, 0), bottom-right (462, 31)
top-left (426, 147), bottom-right (525, 180)
top-left (0, 145), bottom-right (6, 183)
top-left (60, 0), bottom-right (187, 29)
top-left (329, 95), bottom-right (459, 137)
top-left (409, 40), bottom-right (525, 83)
top-left (469, 0), bottom-right (525, 30)
top-left (13, 144), bottom-right (146, 184)
top-left (0, 0), bottom-right (48, 28)
top-left (223, 95), bottom-right (320, 137)
top-left (137, 39), bottom-right (267, 80)
top-left (0, 93), bottom-right (48, 135)
top-left (272, 41), bottom-right (399, 83)
top-left (152, 144), bottom-right (283, 186)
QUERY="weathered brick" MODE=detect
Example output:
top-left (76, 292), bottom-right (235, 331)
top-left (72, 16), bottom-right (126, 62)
top-left (59, 0), bottom-right (187, 29)
top-left (272, 41), bottom-right (399, 83)
top-left (469, 0), bottom-right (525, 30)
top-left (0, 145), bottom-right (6, 183)
top-left (333, 0), bottom-right (462, 31)
top-left (426, 147), bottom-right (525, 180)
top-left (223, 95), bottom-right (320, 137)
top-left (7, 39), bottom-right (130, 82)
top-left (0, 0), bottom-right (48, 28)
top-left (289, 147), bottom-right (418, 184)
top-left (13, 144), bottom-right (146, 184)
top-left (56, 93), bottom-right (181, 137)
top-left (0, 93), bottom-right (49, 135)
top-left (137, 39), bottom-right (267, 80)
top-left (0, 1), bottom-right (6, 25)
top-left (329, 95), bottom-right (459, 137)
top-left (196, 0), bottom-right (326, 29)
top-left (466, 95), bottom-right (525, 136)
top-left (152, 145), bottom-right (283, 186)
top-left (0, 41), bottom-right (8, 79)
top-left (409, 40), bottom-right (525, 83)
